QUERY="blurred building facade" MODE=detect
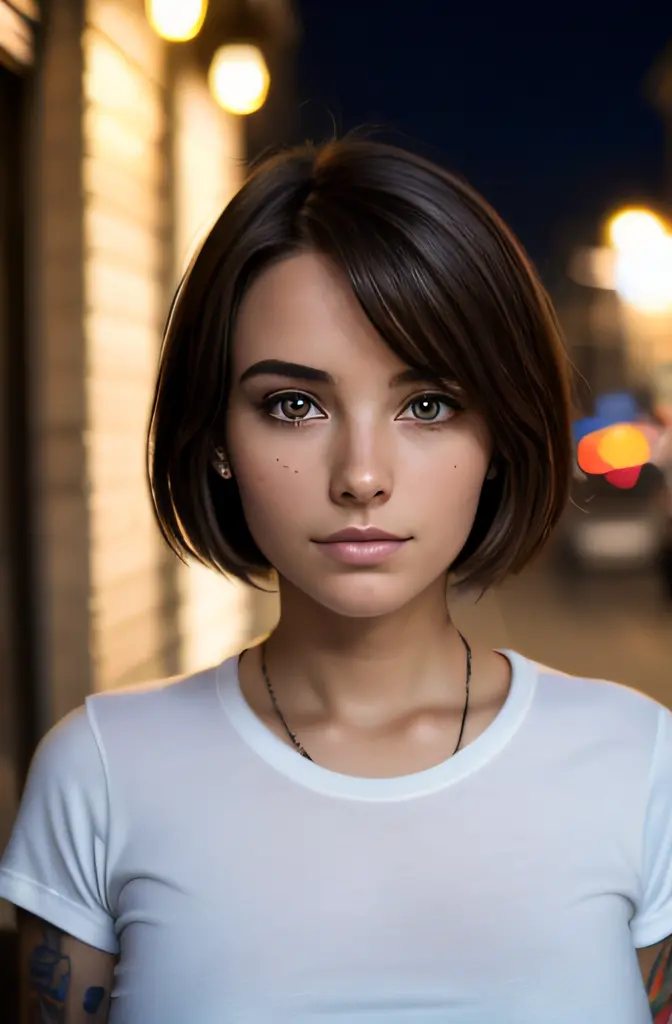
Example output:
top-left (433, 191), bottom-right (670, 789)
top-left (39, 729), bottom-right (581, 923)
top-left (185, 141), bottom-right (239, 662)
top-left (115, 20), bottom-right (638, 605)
top-left (549, 43), bottom-right (672, 419)
top-left (0, 0), bottom-right (294, 970)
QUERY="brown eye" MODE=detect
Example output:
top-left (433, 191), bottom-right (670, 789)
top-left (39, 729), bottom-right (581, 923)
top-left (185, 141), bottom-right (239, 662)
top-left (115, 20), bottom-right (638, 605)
top-left (280, 395), bottom-right (311, 419)
top-left (265, 392), bottom-right (325, 423)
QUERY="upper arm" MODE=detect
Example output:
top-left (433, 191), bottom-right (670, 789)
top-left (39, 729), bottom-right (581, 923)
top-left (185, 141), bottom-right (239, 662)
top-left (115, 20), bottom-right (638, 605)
top-left (19, 911), bottom-right (116, 1024)
top-left (638, 936), bottom-right (672, 1020)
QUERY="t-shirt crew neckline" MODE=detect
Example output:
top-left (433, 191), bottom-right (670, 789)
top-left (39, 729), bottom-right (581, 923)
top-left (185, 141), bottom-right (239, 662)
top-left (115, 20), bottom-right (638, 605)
top-left (216, 649), bottom-right (537, 802)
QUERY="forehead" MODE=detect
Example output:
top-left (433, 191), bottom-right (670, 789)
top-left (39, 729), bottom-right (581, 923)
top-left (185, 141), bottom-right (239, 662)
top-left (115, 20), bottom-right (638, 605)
top-left (231, 252), bottom-right (408, 380)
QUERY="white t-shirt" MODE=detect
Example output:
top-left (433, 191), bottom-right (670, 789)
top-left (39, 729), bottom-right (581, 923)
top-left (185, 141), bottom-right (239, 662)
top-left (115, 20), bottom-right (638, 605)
top-left (1, 650), bottom-right (672, 1023)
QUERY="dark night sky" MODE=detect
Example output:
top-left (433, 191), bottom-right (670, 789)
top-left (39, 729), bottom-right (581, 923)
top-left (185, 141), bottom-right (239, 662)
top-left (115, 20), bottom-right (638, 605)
top-left (297, 6), bottom-right (672, 271)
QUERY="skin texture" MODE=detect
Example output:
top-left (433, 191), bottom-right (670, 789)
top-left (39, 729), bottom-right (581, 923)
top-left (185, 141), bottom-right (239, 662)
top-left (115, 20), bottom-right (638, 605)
top-left (20, 912), bottom-right (115, 1023)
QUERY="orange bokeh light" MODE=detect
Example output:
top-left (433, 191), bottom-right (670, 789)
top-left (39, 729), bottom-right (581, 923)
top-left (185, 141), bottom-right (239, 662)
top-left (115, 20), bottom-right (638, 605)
top-left (577, 430), bottom-right (612, 475)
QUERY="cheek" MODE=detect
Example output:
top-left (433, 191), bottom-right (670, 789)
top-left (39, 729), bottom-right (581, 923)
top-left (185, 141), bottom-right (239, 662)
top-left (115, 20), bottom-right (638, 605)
top-left (431, 470), bottom-right (487, 536)
top-left (232, 441), bottom-right (319, 532)
top-left (409, 438), bottom-right (490, 506)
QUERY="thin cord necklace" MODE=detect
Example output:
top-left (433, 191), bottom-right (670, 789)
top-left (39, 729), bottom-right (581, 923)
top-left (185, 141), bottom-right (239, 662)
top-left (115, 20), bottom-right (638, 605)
top-left (260, 631), bottom-right (472, 764)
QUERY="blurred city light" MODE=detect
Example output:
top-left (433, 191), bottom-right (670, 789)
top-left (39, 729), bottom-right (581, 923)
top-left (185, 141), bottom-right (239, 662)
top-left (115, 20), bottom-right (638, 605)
top-left (208, 44), bottom-right (270, 115)
top-left (597, 423), bottom-right (650, 469)
top-left (607, 208), bottom-right (667, 252)
top-left (614, 234), bottom-right (672, 315)
top-left (572, 393), bottom-right (670, 491)
top-left (606, 207), bottom-right (672, 315)
top-left (145, 0), bottom-right (207, 42)
top-left (575, 414), bottom-right (659, 489)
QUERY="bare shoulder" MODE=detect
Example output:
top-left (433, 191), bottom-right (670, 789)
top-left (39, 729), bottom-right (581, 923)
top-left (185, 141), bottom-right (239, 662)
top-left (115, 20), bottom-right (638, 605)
top-left (19, 911), bottom-right (116, 1023)
top-left (638, 937), bottom-right (672, 1019)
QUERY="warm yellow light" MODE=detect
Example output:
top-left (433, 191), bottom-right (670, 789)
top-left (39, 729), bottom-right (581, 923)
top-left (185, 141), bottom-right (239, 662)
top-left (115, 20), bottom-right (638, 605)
top-left (614, 236), bottom-right (672, 315)
top-left (607, 208), bottom-right (667, 254)
top-left (145, 0), bottom-right (207, 43)
top-left (208, 44), bottom-right (270, 116)
top-left (597, 425), bottom-right (651, 469)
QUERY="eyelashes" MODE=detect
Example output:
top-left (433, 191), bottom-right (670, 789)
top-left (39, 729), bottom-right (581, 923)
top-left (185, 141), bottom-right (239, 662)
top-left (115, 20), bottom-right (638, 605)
top-left (260, 390), bottom-right (464, 426)
top-left (397, 394), bottom-right (463, 424)
top-left (262, 392), bottom-right (325, 424)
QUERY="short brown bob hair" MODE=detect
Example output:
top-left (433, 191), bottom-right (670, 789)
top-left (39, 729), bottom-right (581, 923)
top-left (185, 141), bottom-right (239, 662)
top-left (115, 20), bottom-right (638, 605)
top-left (148, 137), bottom-right (573, 593)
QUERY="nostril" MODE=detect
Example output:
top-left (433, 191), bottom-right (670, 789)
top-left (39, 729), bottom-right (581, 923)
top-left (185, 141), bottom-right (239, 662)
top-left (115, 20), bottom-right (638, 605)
top-left (336, 484), bottom-right (390, 505)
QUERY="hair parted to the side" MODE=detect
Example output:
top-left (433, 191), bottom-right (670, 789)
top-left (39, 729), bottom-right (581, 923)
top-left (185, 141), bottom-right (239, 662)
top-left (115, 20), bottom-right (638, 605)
top-left (148, 136), bottom-right (573, 593)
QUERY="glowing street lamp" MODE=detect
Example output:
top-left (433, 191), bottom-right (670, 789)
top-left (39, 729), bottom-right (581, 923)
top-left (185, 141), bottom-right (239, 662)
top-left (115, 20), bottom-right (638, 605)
top-left (614, 236), bottom-right (672, 315)
top-left (208, 43), bottom-right (270, 116)
top-left (145, 0), bottom-right (208, 43)
top-left (607, 207), bottom-right (672, 316)
top-left (607, 208), bottom-right (667, 253)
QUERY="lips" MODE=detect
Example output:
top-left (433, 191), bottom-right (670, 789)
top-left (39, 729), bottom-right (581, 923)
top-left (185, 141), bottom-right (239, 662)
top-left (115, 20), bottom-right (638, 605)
top-left (317, 527), bottom-right (408, 544)
top-left (312, 527), bottom-right (411, 567)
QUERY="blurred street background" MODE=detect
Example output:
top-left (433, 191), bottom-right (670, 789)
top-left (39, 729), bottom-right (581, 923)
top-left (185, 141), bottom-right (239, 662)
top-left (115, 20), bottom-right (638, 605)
top-left (2, 1), bottom-right (672, 1011)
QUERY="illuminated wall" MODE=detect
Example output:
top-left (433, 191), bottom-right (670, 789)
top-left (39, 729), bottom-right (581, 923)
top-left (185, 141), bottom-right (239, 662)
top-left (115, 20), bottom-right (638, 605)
top-left (171, 64), bottom-right (252, 673)
top-left (81, 1), bottom-right (254, 688)
top-left (82, 0), bottom-right (168, 690)
top-left (29, 0), bottom-right (261, 713)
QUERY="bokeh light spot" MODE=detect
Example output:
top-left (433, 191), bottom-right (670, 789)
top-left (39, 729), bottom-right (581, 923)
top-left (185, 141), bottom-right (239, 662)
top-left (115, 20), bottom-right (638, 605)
top-left (577, 431), bottom-right (612, 474)
top-left (605, 466), bottom-right (642, 488)
top-left (596, 425), bottom-right (650, 470)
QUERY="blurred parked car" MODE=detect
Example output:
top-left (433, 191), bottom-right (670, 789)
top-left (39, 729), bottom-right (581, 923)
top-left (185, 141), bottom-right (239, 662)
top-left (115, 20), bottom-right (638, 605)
top-left (556, 463), bottom-right (670, 588)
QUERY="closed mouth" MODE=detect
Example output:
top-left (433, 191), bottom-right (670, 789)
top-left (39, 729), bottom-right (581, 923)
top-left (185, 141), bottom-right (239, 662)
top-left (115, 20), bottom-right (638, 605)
top-left (316, 528), bottom-right (409, 544)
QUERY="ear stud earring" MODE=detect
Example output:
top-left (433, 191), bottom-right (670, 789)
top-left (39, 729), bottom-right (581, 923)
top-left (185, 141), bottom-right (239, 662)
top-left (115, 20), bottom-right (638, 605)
top-left (213, 448), bottom-right (232, 480)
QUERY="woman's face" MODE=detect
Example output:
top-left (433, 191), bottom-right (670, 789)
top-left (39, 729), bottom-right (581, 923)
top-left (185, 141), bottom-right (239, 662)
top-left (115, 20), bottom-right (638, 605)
top-left (226, 252), bottom-right (493, 618)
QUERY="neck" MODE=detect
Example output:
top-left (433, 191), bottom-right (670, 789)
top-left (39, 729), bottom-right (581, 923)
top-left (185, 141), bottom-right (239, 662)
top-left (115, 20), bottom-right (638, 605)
top-left (265, 575), bottom-right (469, 721)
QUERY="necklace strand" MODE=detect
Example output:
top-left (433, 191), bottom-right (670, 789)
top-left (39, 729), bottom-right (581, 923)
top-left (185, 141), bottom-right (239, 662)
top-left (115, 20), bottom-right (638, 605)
top-left (261, 632), bottom-right (472, 764)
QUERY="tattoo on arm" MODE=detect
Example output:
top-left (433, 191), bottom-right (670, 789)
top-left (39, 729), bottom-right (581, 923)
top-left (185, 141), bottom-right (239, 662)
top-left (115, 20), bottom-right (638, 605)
top-left (25, 924), bottom-right (110, 1022)
top-left (647, 938), bottom-right (672, 1023)
top-left (27, 926), bottom-right (71, 1023)
top-left (83, 987), bottom-right (106, 1015)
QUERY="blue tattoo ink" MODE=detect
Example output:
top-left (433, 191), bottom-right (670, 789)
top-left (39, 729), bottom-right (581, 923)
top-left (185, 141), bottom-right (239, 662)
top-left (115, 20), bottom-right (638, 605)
top-left (28, 930), bottom-right (71, 1021)
top-left (83, 986), bottom-right (106, 1013)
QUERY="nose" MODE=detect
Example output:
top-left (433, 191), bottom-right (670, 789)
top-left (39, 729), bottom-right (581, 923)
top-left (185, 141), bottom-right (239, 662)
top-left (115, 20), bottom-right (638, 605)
top-left (329, 419), bottom-right (392, 509)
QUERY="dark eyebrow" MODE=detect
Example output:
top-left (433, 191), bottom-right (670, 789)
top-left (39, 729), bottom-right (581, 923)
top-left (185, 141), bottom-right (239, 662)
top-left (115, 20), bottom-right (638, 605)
top-left (391, 367), bottom-right (445, 387)
top-left (238, 360), bottom-right (334, 384)
top-left (238, 360), bottom-right (447, 389)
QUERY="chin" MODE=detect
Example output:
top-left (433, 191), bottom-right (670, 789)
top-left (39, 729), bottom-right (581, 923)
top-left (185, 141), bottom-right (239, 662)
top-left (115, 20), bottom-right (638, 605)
top-left (300, 572), bottom-right (425, 620)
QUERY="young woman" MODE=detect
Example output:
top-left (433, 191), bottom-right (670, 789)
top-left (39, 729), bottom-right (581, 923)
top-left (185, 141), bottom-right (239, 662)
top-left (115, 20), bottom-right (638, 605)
top-left (2, 138), bottom-right (671, 1023)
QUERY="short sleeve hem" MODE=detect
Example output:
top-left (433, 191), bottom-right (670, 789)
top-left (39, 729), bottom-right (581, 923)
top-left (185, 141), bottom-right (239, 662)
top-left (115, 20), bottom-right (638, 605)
top-left (0, 866), bottom-right (119, 955)
top-left (631, 910), bottom-right (672, 950)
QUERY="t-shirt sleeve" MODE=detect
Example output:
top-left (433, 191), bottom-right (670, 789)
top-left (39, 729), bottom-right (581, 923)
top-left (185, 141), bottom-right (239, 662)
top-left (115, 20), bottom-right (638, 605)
top-left (631, 704), bottom-right (672, 948)
top-left (0, 705), bottom-right (118, 954)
